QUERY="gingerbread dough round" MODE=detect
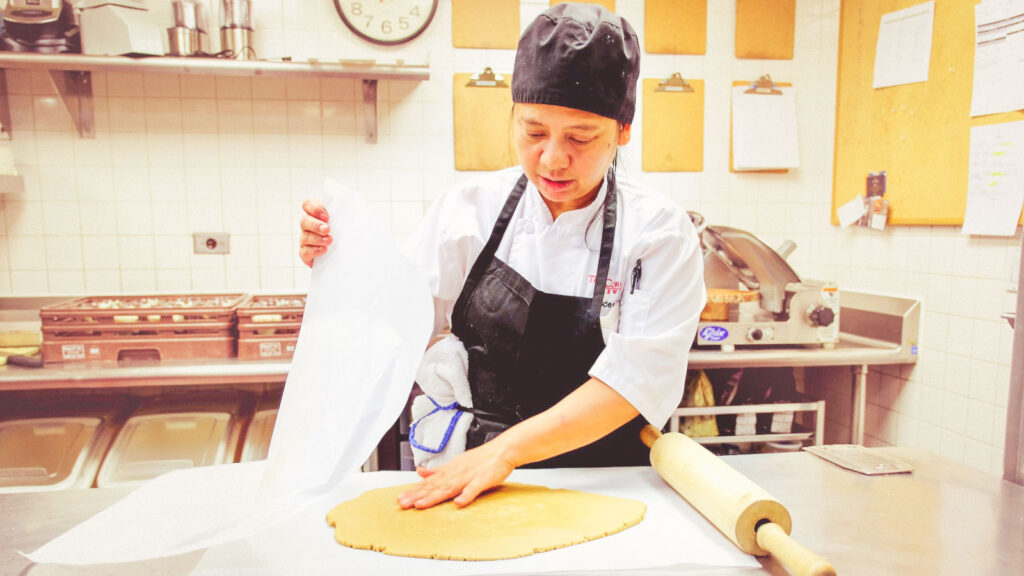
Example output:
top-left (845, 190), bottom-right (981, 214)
top-left (326, 482), bottom-right (646, 561)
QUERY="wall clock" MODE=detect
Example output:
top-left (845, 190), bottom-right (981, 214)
top-left (333, 0), bottom-right (439, 45)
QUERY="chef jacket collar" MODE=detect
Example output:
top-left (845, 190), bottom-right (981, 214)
top-left (522, 176), bottom-right (608, 231)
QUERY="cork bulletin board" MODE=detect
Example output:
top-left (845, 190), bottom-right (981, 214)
top-left (832, 0), bottom-right (1024, 226)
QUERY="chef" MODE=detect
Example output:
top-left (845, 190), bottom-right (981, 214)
top-left (299, 3), bottom-right (705, 510)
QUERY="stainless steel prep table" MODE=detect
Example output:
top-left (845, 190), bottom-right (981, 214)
top-left (3, 448), bottom-right (1021, 576)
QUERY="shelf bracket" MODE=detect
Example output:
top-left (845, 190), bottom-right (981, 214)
top-left (0, 70), bottom-right (12, 140)
top-left (48, 70), bottom-right (94, 139)
top-left (362, 79), bottom-right (377, 144)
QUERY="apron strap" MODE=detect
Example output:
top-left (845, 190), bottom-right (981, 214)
top-left (590, 168), bottom-right (617, 324)
top-left (452, 174), bottom-right (530, 330)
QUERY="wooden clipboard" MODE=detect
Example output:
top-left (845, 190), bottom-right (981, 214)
top-left (453, 70), bottom-right (518, 171)
top-left (735, 0), bottom-right (795, 60)
top-left (645, 0), bottom-right (707, 54)
top-left (550, 0), bottom-right (615, 11)
top-left (729, 77), bottom-right (794, 173)
top-left (642, 75), bottom-right (704, 172)
top-left (452, 0), bottom-right (519, 49)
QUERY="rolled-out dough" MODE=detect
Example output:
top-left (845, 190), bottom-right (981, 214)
top-left (325, 482), bottom-right (646, 561)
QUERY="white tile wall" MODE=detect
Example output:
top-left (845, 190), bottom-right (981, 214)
top-left (0, 0), bottom-right (1016, 477)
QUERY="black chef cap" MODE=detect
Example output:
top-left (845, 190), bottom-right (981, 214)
top-left (512, 3), bottom-right (640, 125)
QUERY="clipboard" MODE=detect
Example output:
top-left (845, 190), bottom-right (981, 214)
top-left (645, 0), bottom-right (707, 54)
top-left (642, 74), bottom-right (704, 172)
top-left (729, 75), bottom-right (796, 173)
top-left (550, 0), bottom-right (615, 11)
top-left (453, 68), bottom-right (518, 171)
top-left (735, 0), bottom-right (795, 60)
top-left (452, 0), bottom-right (519, 49)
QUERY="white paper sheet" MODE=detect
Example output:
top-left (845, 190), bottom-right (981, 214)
top-left (872, 1), bottom-right (934, 89)
top-left (25, 179), bottom-right (435, 565)
top-left (970, 0), bottom-right (1024, 117)
top-left (837, 196), bottom-right (867, 228)
top-left (962, 120), bottom-right (1024, 237)
top-left (193, 468), bottom-right (760, 575)
top-left (731, 86), bottom-right (799, 171)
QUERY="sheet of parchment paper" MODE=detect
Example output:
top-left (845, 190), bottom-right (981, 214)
top-left (193, 468), bottom-right (760, 575)
top-left (25, 179), bottom-right (434, 565)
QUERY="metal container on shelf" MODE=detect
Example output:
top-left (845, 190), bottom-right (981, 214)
top-left (96, 393), bottom-right (250, 488)
top-left (238, 389), bottom-right (282, 462)
top-left (167, 0), bottom-right (210, 56)
top-left (0, 395), bottom-right (127, 493)
top-left (218, 0), bottom-right (254, 60)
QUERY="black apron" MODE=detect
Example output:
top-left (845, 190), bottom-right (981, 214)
top-left (450, 171), bottom-right (647, 468)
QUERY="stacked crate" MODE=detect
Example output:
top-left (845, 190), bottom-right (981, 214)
top-left (39, 294), bottom-right (246, 363)
top-left (235, 295), bottom-right (306, 361)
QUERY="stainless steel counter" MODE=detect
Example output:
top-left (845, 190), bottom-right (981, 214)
top-left (0, 357), bottom-right (290, 389)
top-left (2, 448), bottom-right (1020, 576)
top-left (1, 291), bottom-right (921, 446)
top-left (0, 335), bottom-right (902, 387)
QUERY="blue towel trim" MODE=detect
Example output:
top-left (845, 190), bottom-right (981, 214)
top-left (409, 397), bottom-right (465, 454)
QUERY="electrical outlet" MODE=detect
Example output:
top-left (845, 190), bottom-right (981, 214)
top-left (193, 232), bottom-right (230, 255)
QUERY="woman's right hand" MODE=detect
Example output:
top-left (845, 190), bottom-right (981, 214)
top-left (299, 199), bottom-right (332, 268)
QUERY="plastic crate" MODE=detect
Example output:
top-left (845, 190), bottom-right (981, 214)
top-left (39, 294), bottom-right (245, 363)
top-left (235, 295), bottom-right (305, 360)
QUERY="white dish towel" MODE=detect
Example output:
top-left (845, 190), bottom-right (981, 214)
top-left (409, 333), bottom-right (474, 468)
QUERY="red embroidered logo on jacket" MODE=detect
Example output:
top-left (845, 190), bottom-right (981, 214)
top-left (589, 275), bottom-right (623, 295)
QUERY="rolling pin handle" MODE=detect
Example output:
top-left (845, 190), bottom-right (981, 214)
top-left (640, 424), bottom-right (662, 449)
top-left (755, 522), bottom-right (837, 576)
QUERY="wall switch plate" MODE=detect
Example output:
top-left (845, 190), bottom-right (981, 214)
top-left (194, 232), bottom-right (230, 255)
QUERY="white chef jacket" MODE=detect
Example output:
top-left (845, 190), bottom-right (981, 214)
top-left (405, 167), bottom-right (706, 429)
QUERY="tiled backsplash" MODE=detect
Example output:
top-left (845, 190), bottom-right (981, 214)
top-left (0, 0), bottom-right (1017, 477)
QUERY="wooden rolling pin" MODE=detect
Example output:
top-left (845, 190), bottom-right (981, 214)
top-left (641, 425), bottom-right (836, 576)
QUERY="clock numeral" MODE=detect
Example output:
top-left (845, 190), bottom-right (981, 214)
top-left (363, 15), bottom-right (373, 28)
top-left (410, 7), bottom-right (420, 17)
top-left (381, 20), bottom-right (392, 34)
top-left (350, 2), bottom-right (362, 16)
top-left (399, 17), bottom-right (409, 30)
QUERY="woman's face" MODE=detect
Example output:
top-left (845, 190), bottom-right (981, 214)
top-left (514, 103), bottom-right (631, 218)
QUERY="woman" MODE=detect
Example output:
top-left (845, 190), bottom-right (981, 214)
top-left (299, 3), bottom-right (705, 510)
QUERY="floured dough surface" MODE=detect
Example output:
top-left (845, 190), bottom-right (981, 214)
top-left (325, 482), bottom-right (646, 561)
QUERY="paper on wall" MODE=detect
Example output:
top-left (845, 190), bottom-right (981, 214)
top-left (25, 179), bottom-right (435, 565)
top-left (962, 120), bottom-right (1024, 237)
top-left (872, 1), bottom-right (934, 89)
top-left (732, 85), bottom-right (800, 171)
top-left (970, 0), bottom-right (1024, 118)
top-left (837, 195), bottom-right (867, 228)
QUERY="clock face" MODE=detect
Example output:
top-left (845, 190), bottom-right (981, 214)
top-left (333, 0), bottom-right (439, 46)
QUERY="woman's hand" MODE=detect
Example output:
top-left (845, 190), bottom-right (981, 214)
top-left (396, 441), bottom-right (516, 509)
top-left (396, 378), bottom-right (637, 510)
top-left (299, 199), bottom-right (332, 268)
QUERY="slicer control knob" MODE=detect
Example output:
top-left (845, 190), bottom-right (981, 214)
top-left (746, 327), bottom-right (772, 342)
top-left (748, 328), bottom-right (763, 341)
top-left (808, 306), bottom-right (836, 327)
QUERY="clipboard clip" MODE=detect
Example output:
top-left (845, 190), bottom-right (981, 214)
top-left (655, 72), bottom-right (695, 93)
top-left (745, 74), bottom-right (783, 95)
top-left (466, 67), bottom-right (508, 88)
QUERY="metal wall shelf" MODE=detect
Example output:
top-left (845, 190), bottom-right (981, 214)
top-left (0, 53), bottom-right (430, 142)
top-left (669, 400), bottom-right (827, 448)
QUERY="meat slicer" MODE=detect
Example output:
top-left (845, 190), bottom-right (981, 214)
top-left (692, 216), bottom-right (839, 350)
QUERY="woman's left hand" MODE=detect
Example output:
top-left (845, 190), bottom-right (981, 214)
top-left (396, 442), bottom-right (516, 509)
